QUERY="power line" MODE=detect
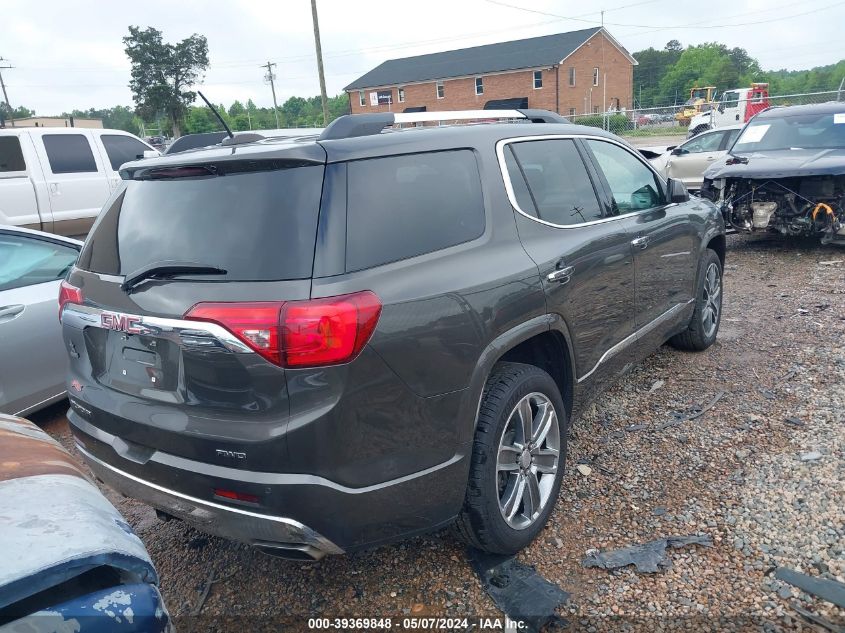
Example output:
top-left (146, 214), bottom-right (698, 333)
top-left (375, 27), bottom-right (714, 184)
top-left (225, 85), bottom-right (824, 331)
top-left (483, 0), bottom-right (845, 29)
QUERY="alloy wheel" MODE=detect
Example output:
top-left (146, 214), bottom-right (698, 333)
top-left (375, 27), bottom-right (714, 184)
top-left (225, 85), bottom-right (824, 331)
top-left (701, 262), bottom-right (722, 338)
top-left (496, 392), bottom-right (561, 530)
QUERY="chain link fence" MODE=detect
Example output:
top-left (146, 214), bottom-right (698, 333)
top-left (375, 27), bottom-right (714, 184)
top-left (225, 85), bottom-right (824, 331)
top-left (568, 89), bottom-right (845, 139)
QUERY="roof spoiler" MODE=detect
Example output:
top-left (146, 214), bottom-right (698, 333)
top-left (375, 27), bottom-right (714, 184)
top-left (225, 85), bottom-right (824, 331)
top-left (318, 109), bottom-right (568, 140)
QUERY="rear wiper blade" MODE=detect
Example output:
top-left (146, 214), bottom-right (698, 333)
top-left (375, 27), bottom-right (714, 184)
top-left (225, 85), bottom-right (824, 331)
top-left (121, 261), bottom-right (227, 292)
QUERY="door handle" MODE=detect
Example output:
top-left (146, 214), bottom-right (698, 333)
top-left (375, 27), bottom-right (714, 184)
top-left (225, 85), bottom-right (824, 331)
top-left (631, 236), bottom-right (650, 249)
top-left (0, 304), bottom-right (25, 322)
top-left (547, 266), bottom-right (574, 284)
top-left (49, 182), bottom-right (60, 195)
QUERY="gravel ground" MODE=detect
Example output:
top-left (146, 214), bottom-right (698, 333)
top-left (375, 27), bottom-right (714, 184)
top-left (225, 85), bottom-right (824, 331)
top-left (35, 233), bottom-right (844, 632)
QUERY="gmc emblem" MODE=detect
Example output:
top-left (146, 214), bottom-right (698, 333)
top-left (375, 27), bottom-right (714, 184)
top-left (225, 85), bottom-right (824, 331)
top-left (100, 311), bottom-right (143, 334)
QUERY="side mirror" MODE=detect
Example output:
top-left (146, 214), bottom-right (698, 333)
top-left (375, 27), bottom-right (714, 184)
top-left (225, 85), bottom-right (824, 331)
top-left (667, 178), bottom-right (690, 203)
top-left (142, 150), bottom-right (160, 159)
top-left (670, 146), bottom-right (686, 156)
top-left (717, 103), bottom-right (725, 114)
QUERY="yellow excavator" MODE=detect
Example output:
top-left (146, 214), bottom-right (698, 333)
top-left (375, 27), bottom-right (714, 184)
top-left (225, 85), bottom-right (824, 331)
top-left (675, 86), bottom-right (718, 126)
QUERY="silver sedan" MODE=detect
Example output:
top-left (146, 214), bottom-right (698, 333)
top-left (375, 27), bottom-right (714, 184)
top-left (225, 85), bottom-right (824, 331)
top-left (0, 226), bottom-right (81, 415)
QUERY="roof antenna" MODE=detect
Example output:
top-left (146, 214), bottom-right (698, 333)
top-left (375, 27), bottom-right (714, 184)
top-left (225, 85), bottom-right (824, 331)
top-left (197, 90), bottom-right (234, 139)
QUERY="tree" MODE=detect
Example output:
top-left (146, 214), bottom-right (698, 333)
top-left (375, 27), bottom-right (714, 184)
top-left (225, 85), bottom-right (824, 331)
top-left (63, 106), bottom-right (142, 135)
top-left (632, 45), bottom-right (683, 107)
top-left (0, 104), bottom-right (35, 125)
top-left (123, 26), bottom-right (209, 137)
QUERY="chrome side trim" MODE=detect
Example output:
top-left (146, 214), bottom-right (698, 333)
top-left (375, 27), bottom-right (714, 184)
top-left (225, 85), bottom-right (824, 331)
top-left (577, 300), bottom-right (693, 384)
top-left (495, 133), bottom-right (676, 230)
top-left (76, 443), bottom-right (344, 556)
top-left (70, 411), bottom-right (465, 495)
top-left (61, 303), bottom-right (253, 354)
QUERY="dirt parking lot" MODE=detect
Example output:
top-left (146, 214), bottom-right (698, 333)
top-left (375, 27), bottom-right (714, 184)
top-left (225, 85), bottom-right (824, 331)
top-left (36, 233), bottom-right (844, 632)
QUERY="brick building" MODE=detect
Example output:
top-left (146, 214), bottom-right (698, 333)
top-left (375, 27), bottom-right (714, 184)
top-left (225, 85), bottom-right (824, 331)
top-left (345, 27), bottom-right (636, 117)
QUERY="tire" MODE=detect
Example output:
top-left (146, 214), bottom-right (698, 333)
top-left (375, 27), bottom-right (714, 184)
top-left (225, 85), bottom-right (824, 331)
top-left (669, 249), bottom-right (723, 351)
top-left (454, 362), bottom-right (568, 554)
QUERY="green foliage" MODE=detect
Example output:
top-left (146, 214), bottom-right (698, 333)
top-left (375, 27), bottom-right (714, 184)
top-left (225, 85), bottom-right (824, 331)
top-left (181, 93), bottom-right (350, 134)
top-left (631, 41), bottom-right (683, 108)
top-left (572, 114), bottom-right (633, 131)
top-left (633, 41), bottom-right (842, 107)
top-left (123, 26), bottom-right (209, 136)
top-left (62, 106), bottom-right (143, 135)
top-left (0, 104), bottom-right (35, 124)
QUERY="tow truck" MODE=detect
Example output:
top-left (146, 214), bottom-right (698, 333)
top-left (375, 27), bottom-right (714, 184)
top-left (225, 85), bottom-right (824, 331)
top-left (688, 83), bottom-right (770, 138)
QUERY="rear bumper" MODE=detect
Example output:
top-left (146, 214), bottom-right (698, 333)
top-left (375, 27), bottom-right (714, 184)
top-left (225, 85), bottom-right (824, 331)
top-left (77, 443), bottom-right (343, 561)
top-left (69, 410), bottom-right (469, 555)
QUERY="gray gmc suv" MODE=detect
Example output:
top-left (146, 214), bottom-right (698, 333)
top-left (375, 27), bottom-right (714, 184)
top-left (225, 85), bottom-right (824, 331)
top-left (60, 110), bottom-right (725, 560)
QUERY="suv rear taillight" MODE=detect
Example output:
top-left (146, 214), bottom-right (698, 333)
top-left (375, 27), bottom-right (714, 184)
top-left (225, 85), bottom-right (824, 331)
top-left (184, 291), bottom-right (382, 368)
top-left (59, 281), bottom-right (83, 321)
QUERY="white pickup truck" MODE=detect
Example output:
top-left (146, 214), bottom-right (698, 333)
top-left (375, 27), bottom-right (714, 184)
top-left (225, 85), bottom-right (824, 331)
top-left (0, 127), bottom-right (156, 237)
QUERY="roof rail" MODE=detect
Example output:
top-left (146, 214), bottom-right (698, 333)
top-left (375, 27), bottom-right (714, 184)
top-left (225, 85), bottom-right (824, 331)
top-left (318, 109), bottom-right (568, 141)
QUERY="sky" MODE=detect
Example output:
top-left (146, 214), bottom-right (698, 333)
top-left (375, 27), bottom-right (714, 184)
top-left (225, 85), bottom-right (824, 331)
top-left (2, 0), bottom-right (844, 115)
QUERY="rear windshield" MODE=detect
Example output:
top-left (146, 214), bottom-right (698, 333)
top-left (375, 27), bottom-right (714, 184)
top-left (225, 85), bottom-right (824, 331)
top-left (77, 163), bottom-right (324, 281)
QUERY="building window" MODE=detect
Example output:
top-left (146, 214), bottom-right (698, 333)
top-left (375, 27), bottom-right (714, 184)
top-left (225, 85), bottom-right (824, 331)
top-left (533, 70), bottom-right (543, 89)
top-left (568, 67), bottom-right (576, 87)
top-left (475, 77), bottom-right (484, 96)
top-left (593, 67), bottom-right (600, 86)
top-left (436, 81), bottom-right (445, 99)
top-left (398, 87), bottom-right (405, 103)
top-left (569, 108), bottom-right (576, 117)
top-left (358, 91), bottom-right (366, 107)
top-left (592, 105), bottom-right (599, 114)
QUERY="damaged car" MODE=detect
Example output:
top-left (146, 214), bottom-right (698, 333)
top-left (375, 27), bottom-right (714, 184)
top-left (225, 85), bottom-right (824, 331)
top-left (0, 413), bottom-right (171, 632)
top-left (701, 102), bottom-right (845, 244)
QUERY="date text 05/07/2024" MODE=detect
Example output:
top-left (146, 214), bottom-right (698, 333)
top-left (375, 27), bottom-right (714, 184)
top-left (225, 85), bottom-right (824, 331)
top-left (307, 617), bottom-right (529, 630)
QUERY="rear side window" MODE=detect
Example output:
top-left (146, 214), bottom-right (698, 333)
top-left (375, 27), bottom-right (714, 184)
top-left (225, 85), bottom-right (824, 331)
top-left (345, 150), bottom-right (485, 271)
top-left (722, 128), bottom-right (741, 149)
top-left (42, 134), bottom-right (97, 174)
top-left (507, 139), bottom-right (603, 225)
top-left (78, 163), bottom-right (324, 281)
top-left (100, 134), bottom-right (151, 170)
top-left (0, 137), bottom-right (26, 173)
top-left (0, 233), bottom-right (78, 291)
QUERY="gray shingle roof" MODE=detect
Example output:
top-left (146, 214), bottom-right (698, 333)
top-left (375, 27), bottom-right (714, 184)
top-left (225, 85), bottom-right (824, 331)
top-left (345, 27), bottom-right (623, 91)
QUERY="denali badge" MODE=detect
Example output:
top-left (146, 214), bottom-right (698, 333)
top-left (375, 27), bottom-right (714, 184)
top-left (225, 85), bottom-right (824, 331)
top-left (216, 449), bottom-right (247, 460)
top-left (101, 311), bottom-right (144, 334)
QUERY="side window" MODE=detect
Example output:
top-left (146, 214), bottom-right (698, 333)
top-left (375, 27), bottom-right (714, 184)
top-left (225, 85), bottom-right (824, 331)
top-left (503, 147), bottom-right (537, 216)
top-left (42, 134), bottom-right (97, 174)
top-left (680, 131), bottom-right (723, 154)
top-left (508, 139), bottom-right (603, 225)
top-left (722, 128), bottom-right (741, 149)
top-left (0, 137), bottom-right (27, 173)
top-left (346, 150), bottom-right (485, 271)
top-left (586, 140), bottom-right (666, 213)
top-left (721, 91), bottom-right (739, 110)
top-left (0, 233), bottom-right (79, 291)
top-left (100, 134), bottom-right (151, 171)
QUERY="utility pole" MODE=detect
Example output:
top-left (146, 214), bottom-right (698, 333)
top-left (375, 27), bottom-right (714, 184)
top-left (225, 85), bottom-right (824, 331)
top-left (0, 57), bottom-right (15, 127)
top-left (310, 0), bottom-right (330, 126)
top-left (262, 61), bottom-right (280, 128)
